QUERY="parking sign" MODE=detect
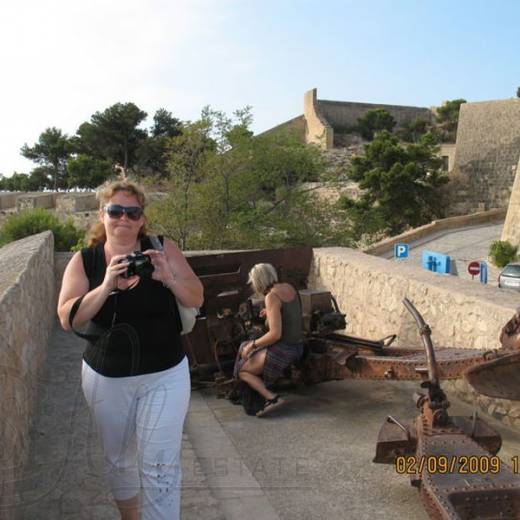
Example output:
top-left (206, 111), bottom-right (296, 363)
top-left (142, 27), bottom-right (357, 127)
top-left (394, 243), bottom-right (409, 260)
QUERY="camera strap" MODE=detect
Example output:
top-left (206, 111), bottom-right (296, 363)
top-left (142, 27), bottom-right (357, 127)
top-left (68, 290), bottom-right (120, 342)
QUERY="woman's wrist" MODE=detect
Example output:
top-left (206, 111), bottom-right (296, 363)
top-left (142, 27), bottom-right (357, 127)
top-left (162, 272), bottom-right (177, 291)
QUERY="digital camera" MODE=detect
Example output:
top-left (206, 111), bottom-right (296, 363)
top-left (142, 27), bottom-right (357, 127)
top-left (120, 251), bottom-right (154, 279)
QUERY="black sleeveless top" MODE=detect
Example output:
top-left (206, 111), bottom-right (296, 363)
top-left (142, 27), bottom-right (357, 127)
top-left (81, 235), bottom-right (185, 377)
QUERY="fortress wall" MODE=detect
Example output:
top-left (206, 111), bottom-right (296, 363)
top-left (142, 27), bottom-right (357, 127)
top-left (501, 155), bottom-right (520, 246)
top-left (317, 100), bottom-right (432, 130)
top-left (256, 115), bottom-right (306, 142)
top-left (309, 247), bottom-right (520, 428)
top-left (55, 193), bottom-right (97, 213)
top-left (449, 99), bottom-right (520, 215)
top-left (304, 89), bottom-right (333, 148)
top-left (0, 192), bottom-right (21, 209)
top-left (0, 232), bottom-right (55, 513)
top-left (439, 143), bottom-right (456, 172)
top-left (16, 193), bottom-right (55, 211)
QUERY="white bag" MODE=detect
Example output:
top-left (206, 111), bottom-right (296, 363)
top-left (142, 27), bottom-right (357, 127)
top-left (149, 235), bottom-right (199, 335)
top-left (177, 304), bottom-right (198, 335)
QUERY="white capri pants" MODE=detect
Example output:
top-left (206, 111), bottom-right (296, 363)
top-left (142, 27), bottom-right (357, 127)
top-left (81, 356), bottom-right (190, 520)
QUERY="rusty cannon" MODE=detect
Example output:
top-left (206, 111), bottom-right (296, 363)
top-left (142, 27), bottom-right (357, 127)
top-left (182, 246), bottom-right (520, 519)
top-left (182, 246), bottom-right (497, 391)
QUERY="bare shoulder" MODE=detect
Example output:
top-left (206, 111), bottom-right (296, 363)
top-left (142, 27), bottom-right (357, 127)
top-left (271, 283), bottom-right (295, 301)
top-left (163, 237), bottom-right (182, 257)
top-left (265, 290), bottom-right (282, 307)
top-left (59, 251), bottom-right (88, 303)
top-left (64, 250), bottom-right (85, 275)
top-left (162, 237), bottom-right (198, 277)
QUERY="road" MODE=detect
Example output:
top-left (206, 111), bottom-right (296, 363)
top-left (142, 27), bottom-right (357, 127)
top-left (381, 222), bottom-right (505, 285)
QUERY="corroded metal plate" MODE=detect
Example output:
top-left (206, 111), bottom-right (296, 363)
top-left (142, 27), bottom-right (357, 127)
top-left (465, 351), bottom-right (520, 400)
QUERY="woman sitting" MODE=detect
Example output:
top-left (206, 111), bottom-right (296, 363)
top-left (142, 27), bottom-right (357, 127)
top-left (235, 263), bottom-right (305, 417)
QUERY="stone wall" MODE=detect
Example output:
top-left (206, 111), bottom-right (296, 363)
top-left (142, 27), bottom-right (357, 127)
top-left (317, 99), bottom-right (432, 132)
top-left (0, 232), bottom-right (55, 515)
top-left (16, 193), bottom-right (55, 211)
top-left (448, 99), bottom-right (520, 215)
top-left (0, 192), bottom-right (21, 209)
top-left (256, 115), bottom-right (306, 142)
top-left (439, 143), bottom-right (456, 172)
top-left (501, 155), bottom-right (520, 246)
top-left (309, 247), bottom-right (520, 427)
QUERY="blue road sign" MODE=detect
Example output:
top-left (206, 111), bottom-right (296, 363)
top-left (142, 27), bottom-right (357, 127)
top-left (394, 243), bottom-right (409, 259)
top-left (480, 261), bottom-right (488, 284)
top-left (422, 251), bottom-right (451, 274)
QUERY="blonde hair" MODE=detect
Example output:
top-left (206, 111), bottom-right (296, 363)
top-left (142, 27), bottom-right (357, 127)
top-left (248, 263), bottom-right (278, 295)
top-left (86, 180), bottom-right (147, 247)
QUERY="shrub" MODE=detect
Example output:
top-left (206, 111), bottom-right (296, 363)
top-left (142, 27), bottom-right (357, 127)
top-left (489, 240), bottom-right (518, 268)
top-left (0, 208), bottom-right (84, 251)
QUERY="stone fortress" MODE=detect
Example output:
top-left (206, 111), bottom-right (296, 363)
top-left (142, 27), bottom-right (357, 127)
top-left (264, 88), bottom-right (520, 233)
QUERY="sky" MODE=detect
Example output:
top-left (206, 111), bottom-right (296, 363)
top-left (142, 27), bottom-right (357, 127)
top-left (1, 0), bottom-right (519, 175)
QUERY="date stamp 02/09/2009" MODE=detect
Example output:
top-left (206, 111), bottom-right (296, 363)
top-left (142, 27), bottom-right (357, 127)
top-left (395, 455), bottom-right (520, 475)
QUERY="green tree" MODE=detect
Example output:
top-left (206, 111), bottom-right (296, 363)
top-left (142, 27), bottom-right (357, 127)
top-left (357, 109), bottom-right (396, 140)
top-left (0, 208), bottom-right (83, 251)
top-left (67, 154), bottom-right (112, 188)
top-left (489, 240), bottom-right (518, 267)
top-left (435, 99), bottom-right (466, 142)
top-left (147, 116), bottom-right (215, 249)
top-left (151, 108), bottom-right (182, 138)
top-left (397, 117), bottom-right (430, 143)
top-left (75, 102), bottom-right (148, 170)
top-left (517, 87), bottom-right (520, 98)
top-left (133, 109), bottom-right (184, 177)
top-left (147, 108), bottom-right (344, 250)
top-left (20, 127), bottom-right (72, 191)
top-left (0, 168), bottom-right (53, 191)
top-left (341, 130), bottom-right (449, 241)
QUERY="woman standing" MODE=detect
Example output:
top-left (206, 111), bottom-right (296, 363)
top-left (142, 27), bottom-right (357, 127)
top-left (236, 263), bottom-right (304, 417)
top-left (57, 180), bottom-right (203, 520)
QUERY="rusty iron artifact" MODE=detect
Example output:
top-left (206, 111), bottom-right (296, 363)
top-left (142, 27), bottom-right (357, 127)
top-left (183, 246), bottom-right (494, 389)
top-left (374, 298), bottom-right (520, 519)
top-left (183, 246), bottom-right (520, 519)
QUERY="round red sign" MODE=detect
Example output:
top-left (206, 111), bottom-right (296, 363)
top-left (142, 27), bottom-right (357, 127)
top-left (468, 261), bottom-right (480, 276)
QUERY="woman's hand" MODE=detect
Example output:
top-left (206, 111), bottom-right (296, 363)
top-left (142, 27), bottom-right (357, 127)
top-left (259, 308), bottom-right (267, 318)
top-left (142, 249), bottom-right (175, 285)
top-left (101, 255), bottom-right (140, 293)
top-left (241, 341), bottom-right (254, 360)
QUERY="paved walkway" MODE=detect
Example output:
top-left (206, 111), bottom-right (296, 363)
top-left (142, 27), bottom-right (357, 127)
top-left (10, 318), bottom-right (520, 519)
top-left (10, 322), bottom-right (225, 520)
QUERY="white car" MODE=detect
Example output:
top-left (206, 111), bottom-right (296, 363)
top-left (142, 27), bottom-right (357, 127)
top-left (498, 263), bottom-right (520, 291)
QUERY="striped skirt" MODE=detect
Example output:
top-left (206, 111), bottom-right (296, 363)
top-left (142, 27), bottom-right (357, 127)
top-left (233, 340), bottom-right (304, 386)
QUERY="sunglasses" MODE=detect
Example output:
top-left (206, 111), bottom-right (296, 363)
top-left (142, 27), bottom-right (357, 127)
top-left (104, 204), bottom-right (143, 221)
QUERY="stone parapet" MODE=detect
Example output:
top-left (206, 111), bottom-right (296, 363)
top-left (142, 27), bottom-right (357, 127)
top-left (309, 247), bottom-right (520, 428)
top-left (0, 232), bottom-right (55, 516)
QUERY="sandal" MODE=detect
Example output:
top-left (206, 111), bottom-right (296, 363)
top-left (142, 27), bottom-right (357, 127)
top-left (256, 395), bottom-right (285, 417)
